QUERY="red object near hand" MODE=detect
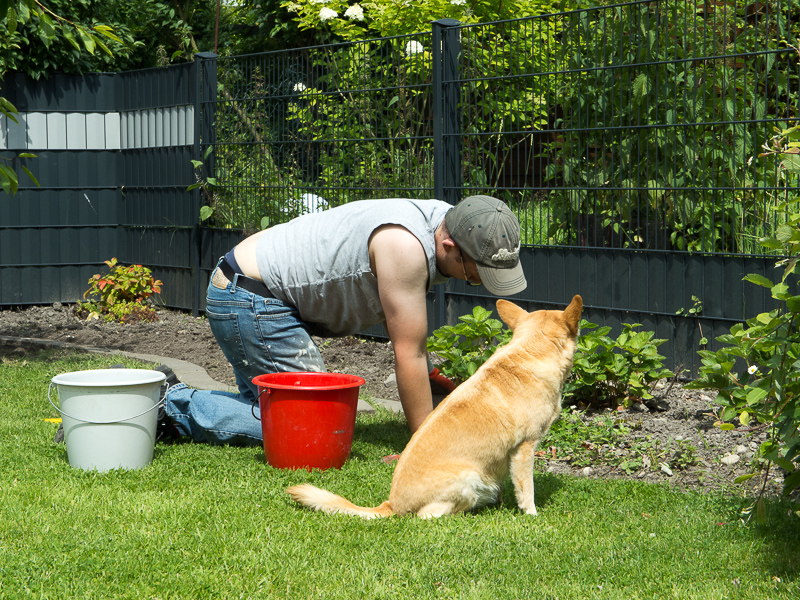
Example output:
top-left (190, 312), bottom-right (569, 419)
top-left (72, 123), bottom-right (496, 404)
top-left (428, 367), bottom-right (457, 393)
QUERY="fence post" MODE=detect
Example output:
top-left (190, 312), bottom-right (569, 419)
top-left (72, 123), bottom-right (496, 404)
top-left (192, 52), bottom-right (218, 316)
top-left (432, 18), bottom-right (462, 207)
top-left (431, 18), bottom-right (462, 332)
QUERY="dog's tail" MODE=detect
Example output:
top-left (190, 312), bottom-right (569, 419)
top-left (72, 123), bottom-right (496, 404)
top-left (286, 484), bottom-right (394, 519)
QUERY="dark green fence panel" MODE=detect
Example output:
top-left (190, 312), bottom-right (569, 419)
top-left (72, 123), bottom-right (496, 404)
top-left (442, 246), bottom-right (782, 375)
top-left (0, 62), bottom-right (198, 309)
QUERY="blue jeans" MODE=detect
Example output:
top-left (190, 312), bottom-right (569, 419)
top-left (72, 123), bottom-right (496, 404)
top-left (164, 261), bottom-right (326, 445)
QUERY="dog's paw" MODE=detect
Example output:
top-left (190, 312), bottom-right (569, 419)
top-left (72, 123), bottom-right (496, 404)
top-left (522, 506), bottom-right (538, 516)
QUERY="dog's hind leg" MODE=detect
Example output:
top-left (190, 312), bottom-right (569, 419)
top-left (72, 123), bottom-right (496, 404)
top-left (510, 439), bottom-right (538, 516)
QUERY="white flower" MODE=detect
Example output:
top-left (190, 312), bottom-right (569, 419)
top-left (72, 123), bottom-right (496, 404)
top-left (319, 7), bottom-right (338, 21)
top-left (451, 0), bottom-right (466, 5)
top-left (344, 4), bottom-right (364, 20)
top-left (293, 82), bottom-right (306, 92)
top-left (747, 365), bottom-right (759, 375)
top-left (405, 40), bottom-right (424, 56)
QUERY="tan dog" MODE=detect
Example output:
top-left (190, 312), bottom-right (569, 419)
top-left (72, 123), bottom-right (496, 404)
top-left (286, 295), bottom-right (582, 518)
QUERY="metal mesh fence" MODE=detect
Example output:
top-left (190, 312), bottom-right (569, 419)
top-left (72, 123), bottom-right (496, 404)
top-left (200, 2), bottom-right (799, 255)
top-left (457, 0), bottom-right (800, 254)
top-left (204, 32), bottom-right (434, 231)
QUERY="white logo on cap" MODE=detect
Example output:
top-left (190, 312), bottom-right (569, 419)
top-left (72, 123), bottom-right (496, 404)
top-left (492, 243), bottom-right (520, 263)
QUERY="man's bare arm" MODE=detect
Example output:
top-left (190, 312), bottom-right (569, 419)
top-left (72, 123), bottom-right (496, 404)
top-left (369, 226), bottom-right (433, 433)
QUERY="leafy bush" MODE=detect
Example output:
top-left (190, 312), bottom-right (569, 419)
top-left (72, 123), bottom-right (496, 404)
top-left (282, 0), bottom-right (569, 41)
top-left (0, 0), bottom-right (136, 79)
top-left (544, 0), bottom-right (798, 253)
top-left (564, 321), bottom-right (674, 408)
top-left (687, 123), bottom-right (800, 500)
top-left (208, 2), bottom-right (575, 229)
top-left (78, 258), bottom-right (162, 323)
top-left (427, 306), bottom-right (672, 406)
top-left (426, 305), bottom-right (512, 384)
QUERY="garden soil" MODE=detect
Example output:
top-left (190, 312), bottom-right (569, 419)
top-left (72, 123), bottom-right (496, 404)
top-left (1, 303), bottom-right (790, 500)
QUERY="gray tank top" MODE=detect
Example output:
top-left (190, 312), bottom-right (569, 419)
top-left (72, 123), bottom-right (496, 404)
top-left (255, 198), bottom-right (452, 336)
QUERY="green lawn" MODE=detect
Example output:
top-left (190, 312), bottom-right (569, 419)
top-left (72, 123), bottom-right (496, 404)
top-left (1, 347), bottom-right (798, 599)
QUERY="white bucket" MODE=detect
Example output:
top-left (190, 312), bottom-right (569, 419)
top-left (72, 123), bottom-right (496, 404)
top-left (49, 369), bottom-right (167, 472)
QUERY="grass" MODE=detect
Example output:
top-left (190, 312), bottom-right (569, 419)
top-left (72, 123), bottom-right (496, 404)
top-left (2, 347), bottom-right (799, 599)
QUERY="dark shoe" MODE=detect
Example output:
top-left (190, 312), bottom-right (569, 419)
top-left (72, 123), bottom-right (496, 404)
top-left (154, 364), bottom-right (182, 443)
top-left (154, 364), bottom-right (180, 388)
top-left (156, 416), bottom-right (180, 443)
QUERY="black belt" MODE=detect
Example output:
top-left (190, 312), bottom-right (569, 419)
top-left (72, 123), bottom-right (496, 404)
top-left (219, 257), bottom-right (274, 298)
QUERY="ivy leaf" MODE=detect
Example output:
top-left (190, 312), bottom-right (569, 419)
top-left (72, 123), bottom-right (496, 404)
top-left (6, 6), bottom-right (17, 35)
top-left (199, 206), bottom-right (214, 221)
top-left (781, 153), bottom-right (800, 175)
top-left (78, 27), bottom-right (96, 54)
top-left (743, 273), bottom-right (774, 288)
top-left (632, 73), bottom-right (650, 101)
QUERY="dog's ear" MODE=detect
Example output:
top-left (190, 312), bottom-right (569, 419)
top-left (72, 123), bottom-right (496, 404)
top-left (496, 299), bottom-right (527, 331)
top-left (563, 295), bottom-right (583, 335)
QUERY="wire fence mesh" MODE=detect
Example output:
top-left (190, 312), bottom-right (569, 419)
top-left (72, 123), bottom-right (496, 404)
top-left (205, 32), bottom-right (435, 231)
top-left (457, 1), bottom-right (799, 254)
top-left (199, 1), bottom-right (799, 256)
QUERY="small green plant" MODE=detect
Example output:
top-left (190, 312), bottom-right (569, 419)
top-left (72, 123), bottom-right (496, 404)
top-left (676, 295), bottom-right (708, 347)
top-left (564, 321), bottom-right (674, 408)
top-left (429, 309), bottom-right (673, 406)
top-left (687, 123), bottom-right (800, 508)
top-left (426, 305), bottom-right (512, 384)
top-left (544, 408), bottom-right (631, 468)
top-left (78, 258), bottom-right (162, 323)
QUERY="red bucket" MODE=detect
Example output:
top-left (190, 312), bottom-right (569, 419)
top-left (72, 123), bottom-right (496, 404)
top-left (252, 372), bottom-right (365, 470)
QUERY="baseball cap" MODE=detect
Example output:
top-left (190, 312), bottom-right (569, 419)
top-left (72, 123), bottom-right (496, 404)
top-left (444, 195), bottom-right (527, 296)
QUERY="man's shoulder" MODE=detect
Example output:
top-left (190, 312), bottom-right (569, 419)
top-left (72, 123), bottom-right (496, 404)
top-left (369, 224), bottom-right (428, 255)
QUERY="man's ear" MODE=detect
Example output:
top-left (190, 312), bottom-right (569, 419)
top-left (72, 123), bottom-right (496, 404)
top-left (441, 237), bottom-right (457, 251)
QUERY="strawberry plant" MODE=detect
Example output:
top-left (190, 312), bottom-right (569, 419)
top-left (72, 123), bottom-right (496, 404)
top-left (428, 305), bottom-right (672, 406)
top-left (687, 123), bottom-right (800, 507)
top-left (564, 321), bottom-right (673, 408)
top-left (426, 305), bottom-right (512, 384)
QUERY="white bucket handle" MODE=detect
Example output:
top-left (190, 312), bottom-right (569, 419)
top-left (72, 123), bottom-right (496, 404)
top-left (48, 382), bottom-right (166, 425)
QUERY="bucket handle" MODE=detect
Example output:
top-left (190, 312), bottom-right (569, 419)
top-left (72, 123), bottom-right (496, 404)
top-left (252, 388), bottom-right (270, 421)
top-left (48, 382), bottom-right (165, 425)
